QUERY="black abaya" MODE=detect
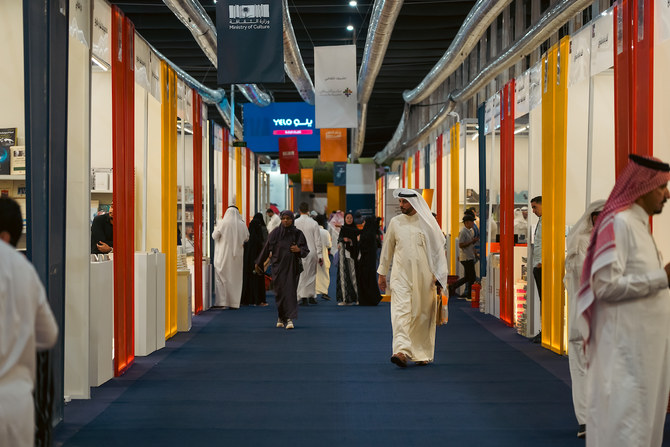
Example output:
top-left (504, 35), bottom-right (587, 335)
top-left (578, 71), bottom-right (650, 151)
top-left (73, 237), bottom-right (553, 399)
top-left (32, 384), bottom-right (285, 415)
top-left (255, 215), bottom-right (309, 322)
top-left (242, 213), bottom-right (268, 305)
top-left (357, 216), bottom-right (382, 306)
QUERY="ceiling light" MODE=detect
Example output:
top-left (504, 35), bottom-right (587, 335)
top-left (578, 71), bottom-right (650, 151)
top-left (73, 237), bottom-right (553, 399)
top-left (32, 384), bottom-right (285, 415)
top-left (347, 25), bottom-right (354, 31)
top-left (349, 1), bottom-right (357, 5)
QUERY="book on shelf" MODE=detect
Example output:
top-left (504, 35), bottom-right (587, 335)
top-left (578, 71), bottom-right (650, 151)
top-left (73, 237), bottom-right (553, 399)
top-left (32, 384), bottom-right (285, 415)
top-left (10, 146), bottom-right (25, 175)
top-left (0, 180), bottom-right (10, 198)
top-left (11, 181), bottom-right (26, 198)
top-left (0, 128), bottom-right (17, 175)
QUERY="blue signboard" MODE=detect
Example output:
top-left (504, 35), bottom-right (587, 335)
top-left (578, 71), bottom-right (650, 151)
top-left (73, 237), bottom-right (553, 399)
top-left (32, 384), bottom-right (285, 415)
top-left (243, 102), bottom-right (321, 153)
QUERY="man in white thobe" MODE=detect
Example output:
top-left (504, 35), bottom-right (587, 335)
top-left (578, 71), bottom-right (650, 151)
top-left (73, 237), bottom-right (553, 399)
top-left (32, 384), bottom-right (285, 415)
top-left (316, 215), bottom-right (332, 300)
top-left (266, 208), bottom-right (281, 235)
top-left (564, 200), bottom-right (604, 439)
top-left (577, 154), bottom-right (670, 446)
top-left (294, 202), bottom-right (323, 305)
top-left (0, 198), bottom-right (58, 447)
top-left (212, 206), bottom-right (249, 308)
top-left (378, 188), bottom-right (449, 367)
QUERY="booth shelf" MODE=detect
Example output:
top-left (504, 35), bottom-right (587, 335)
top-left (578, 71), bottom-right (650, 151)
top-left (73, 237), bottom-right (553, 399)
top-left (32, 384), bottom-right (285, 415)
top-left (0, 174), bottom-right (25, 180)
top-left (91, 190), bottom-right (113, 194)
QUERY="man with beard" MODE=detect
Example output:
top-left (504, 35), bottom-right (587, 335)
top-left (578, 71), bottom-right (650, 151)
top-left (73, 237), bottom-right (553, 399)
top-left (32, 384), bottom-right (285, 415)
top-left (577, 154), bottom-right (670, 446)
top-left (377, 189), bottom-right (449, 367)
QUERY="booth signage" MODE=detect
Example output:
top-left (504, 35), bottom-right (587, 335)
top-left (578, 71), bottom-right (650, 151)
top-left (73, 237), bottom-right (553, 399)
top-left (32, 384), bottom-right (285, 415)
top-left (216, 1), bottom-right (284, 84)
top-left (92, 0), bottom-right (111, 65)
top-left (134, 35), bottom-right (151, 91)
top-left (243, 102), bottom-right (320, 152)
top-left (591, 11), bottom-right (614, 75)
top-left (568, 26), bottom-right (591, 87)
top-left (515, 72), bottom-right (530, 118)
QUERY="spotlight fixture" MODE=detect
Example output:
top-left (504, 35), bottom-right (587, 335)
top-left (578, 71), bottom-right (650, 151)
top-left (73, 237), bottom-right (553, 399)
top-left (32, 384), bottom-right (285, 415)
top-left (349, 1), bottom-right (357, 6)
top-left (347, 25), bottom-right (354, 31)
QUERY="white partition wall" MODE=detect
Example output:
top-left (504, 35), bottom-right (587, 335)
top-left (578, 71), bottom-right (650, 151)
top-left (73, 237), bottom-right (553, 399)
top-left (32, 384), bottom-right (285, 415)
top-left (653, 1), bottom-right (670, 261)
top-left (64, 0), bottom-right (92, 399)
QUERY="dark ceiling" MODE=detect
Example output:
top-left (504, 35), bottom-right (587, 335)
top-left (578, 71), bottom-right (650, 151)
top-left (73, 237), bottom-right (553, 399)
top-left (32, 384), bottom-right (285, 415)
top-left (111, 0), bottom-right (477, 158)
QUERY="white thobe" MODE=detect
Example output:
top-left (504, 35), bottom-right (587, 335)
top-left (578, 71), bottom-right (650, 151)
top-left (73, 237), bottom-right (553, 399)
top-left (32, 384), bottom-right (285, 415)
top-left (316, 228), bottom-right (332, 295)
top-left (564, 233), bottom-right (590, 426)
top-left (586, 204), bottom-right (670, 447)
top-left (294, 214), bottom-right (322, 299)
top-left (0, 240), bottom-right (58, 447)
top-left (267, 214), bottom-right (280, 235)
top-left (377, 213), bottom-right (437, 362)
top-left (212, 211), bottom-right (249, 308)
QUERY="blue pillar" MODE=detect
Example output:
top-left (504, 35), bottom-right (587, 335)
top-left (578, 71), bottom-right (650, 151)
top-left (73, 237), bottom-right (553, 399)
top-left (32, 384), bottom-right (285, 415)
top-left (23, 0), bottom-right (69, 441)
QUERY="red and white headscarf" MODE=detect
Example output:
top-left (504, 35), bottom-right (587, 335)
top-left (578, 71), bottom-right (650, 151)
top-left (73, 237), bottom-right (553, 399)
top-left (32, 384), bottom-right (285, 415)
top-left (577, 154), bottom-right (670, 344)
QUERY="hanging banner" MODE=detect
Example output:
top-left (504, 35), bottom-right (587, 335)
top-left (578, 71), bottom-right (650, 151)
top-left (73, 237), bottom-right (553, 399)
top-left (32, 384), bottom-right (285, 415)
top-left (314, 45), bottom-right (358, 128)
top-left (92, 0), bottom-right (111, 66)
top-left (591, 10), bottom-right (614, 75)
top-left (333, 162), bottom-right (347, 186)
top-left (278, 137), bottom-right (299, 174)
top-left (569, 26), bottom-right (591, 87)
top-left (216, 1), bottom-right (284, 84)
top-left (515, 71), bottom-right (530, 118)
top-left (301, 168), bottom-right (314, 192)
top-left (320, 128), bottom-right (348, 162)
top-left (134, 35), bottom-right (151, 91)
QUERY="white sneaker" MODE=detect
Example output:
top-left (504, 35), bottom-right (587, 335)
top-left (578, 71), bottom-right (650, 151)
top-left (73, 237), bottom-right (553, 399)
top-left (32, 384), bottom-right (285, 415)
top-left (285, 319), bottom-right (294, 330)
top-left (276, 318), bottom-right (284, 328)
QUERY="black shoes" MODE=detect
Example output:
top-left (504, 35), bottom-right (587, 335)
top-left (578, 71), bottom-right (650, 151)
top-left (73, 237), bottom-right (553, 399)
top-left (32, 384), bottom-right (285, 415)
top-left (308, 297), bottom-right (318, 305)
top-left (530, 332), bottom-right (542, 344)
top-left (577, 424), bottom-right (586, 438)
top-left (321, 294), bottom-right (332, 301)
top-left (299, 298), bottom-right (308, 306)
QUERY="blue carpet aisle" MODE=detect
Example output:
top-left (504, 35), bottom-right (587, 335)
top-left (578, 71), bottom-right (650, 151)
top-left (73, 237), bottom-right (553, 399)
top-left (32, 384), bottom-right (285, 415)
top-left (56, 289), bottom-right (667, 447)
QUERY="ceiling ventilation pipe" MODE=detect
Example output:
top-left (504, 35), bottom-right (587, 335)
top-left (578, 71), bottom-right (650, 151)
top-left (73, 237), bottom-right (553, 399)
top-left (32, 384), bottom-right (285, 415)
top-left (164, 0), bottom-right (316, 106)
top-left (376, 0), bottom-right (594, 164)
top-left (351, 0), bottom-right (403, 162)
top-left (402, 0), bottom-right (512, 105)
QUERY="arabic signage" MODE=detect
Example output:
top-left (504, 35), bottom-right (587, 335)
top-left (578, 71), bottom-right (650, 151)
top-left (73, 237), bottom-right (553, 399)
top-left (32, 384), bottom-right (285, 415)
top-left (319, 128), bottom-right (347, 162)
top-left (243, 102), bottom-right (320, 152)
top-left (216, 1), bottom-right (284, 84)
top-left (278, 137), bottom-right (299, 174)
top-left (314, 45), bottom-right (358, 128)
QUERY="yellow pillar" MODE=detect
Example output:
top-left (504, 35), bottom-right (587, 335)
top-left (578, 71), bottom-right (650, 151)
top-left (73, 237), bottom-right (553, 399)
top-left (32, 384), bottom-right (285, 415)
top-left (449, 123), bottom-right (460, 274)
top-left (540, 37), bottom-right (569, 354)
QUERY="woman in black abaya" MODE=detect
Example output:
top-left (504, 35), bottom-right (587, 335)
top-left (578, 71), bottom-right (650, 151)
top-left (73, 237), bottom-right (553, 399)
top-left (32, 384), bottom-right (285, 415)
top-left (242, 213), bottom-right (269, 306)
top-left (357, 216), bottom-right (382, 306)
top-left (255, 210), bottom-right (309, 329)
top-left (336, 211), bottom-right (359, 305)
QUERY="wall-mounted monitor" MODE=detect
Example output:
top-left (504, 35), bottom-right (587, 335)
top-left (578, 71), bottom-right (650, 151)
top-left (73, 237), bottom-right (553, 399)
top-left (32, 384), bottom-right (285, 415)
top-left (243, 102), bottom-right (320, 153)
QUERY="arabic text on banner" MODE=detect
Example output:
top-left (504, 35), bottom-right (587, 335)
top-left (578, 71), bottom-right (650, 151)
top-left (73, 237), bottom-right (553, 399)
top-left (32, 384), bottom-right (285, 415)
top-left (301, 168), bottom-right (314, 192)
top-left (320, 128), bottom-right (348, 162)
top-left (216, 1), bottom-right (284, 84)
top-left (278, 137), bottom-right (299, 174)
top-left (314, 45), bottom-right (358, 128)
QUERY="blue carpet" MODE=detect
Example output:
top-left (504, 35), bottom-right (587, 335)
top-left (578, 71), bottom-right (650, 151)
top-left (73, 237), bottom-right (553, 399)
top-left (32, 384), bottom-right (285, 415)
top-left (55, 293), bottom-right (670, 447)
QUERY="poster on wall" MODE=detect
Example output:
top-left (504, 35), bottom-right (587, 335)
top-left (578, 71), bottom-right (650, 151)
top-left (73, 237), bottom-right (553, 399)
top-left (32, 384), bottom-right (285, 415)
top-left (134, 35), bottom-right (151, 91)
top-left (515, 72), bottom-right (530, 118)
top-left (92, 0), bottom-right (111, 66)
top-left (0, 128), bottom-right (17, 175)
top-left (216, 1), bottom-right (284, 84)
top-left (314, 45), bottom-right (358, 129)
top-left (591, 11), bottom-right (614, 75)
top-left (70, 0), bottom-right (90, 47)
top-left (569, 26), bottom-right (591, 87)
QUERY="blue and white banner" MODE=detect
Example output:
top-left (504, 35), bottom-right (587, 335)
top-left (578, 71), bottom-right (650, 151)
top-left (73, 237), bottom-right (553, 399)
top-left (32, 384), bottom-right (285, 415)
top-left (216, 1), bottom-right (284, 84)
top-left (314, 45), bottom-right (358, 128)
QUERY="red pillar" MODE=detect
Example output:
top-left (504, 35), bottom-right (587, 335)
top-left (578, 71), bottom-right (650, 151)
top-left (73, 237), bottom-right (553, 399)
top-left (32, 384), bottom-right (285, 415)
top-left (499, 80), bottom-right (515, 327)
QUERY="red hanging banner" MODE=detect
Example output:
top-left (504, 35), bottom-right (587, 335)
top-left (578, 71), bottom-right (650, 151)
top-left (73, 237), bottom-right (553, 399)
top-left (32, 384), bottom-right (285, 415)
top-left (279, 137), bottom-right (299, 174)
top-left (111, 7), bottom-right (135, 376)
top-left (499, 80), bottom-right (515, 327)
top-left (193, 94), bottom-right (203, 314)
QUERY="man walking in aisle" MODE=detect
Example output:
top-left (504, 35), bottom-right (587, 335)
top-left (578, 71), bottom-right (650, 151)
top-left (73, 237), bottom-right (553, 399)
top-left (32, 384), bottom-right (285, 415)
top-left (266, 208), bottom-right (281, 235)
top-left (378, 188), bottom-right (449, 367)
top-left (530, 196), bottom-right (542, 343)
top-left (294, 202), bottom-right (323, 305)
top-left (448, 214), bottom-right (478, 298)
top-left (577, 154), bottom-right (670, 447)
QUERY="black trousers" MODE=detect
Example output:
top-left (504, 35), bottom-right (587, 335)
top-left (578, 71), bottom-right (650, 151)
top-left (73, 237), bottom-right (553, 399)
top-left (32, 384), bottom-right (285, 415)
top-left (452, 260), bottom-right (476, 296)
top-left (533, 266), bottom-right (542, 300)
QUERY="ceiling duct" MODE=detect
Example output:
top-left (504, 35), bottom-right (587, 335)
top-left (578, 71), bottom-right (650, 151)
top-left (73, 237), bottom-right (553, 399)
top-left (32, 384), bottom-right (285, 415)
top-left (376, 0), bottom-right (594, 164)
top-left (282, 0), bottom-right (315, 105)
top-left (351, 0), bottom-right (403, 162)
top-left (402, 0), bottom-right (512, 105)
top-left (163, 0), bottom-right (271, 106)
top-left (148, 42), bottom-right (244, 137)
